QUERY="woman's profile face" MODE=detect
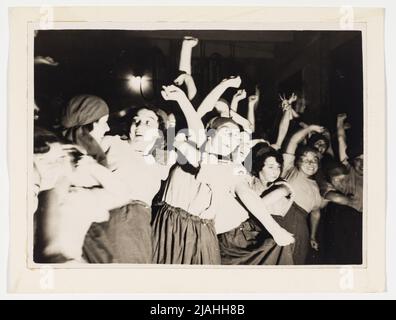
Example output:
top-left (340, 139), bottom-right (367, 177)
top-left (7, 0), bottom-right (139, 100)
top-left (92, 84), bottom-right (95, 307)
top-left (209, 122), bottom-right (241, 156)
top-left (129, 108), bottom-right (160, 143)
top-left (298, 151), bottom-right (319, 177)
top-left (259, 156), bottom-right (281, 184)
top-left (91, 114), bottom-right (110, 143)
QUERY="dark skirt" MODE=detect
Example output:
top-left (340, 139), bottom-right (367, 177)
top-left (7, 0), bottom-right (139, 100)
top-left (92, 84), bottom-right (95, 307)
top-left (152, 202), bottom-right (221, 265)
top-left (82, 200), bottom-right (152, 263)
top-left (218, 202), bottom-right (309, 265)
top-left (322, 202), bottom-right (362, 265)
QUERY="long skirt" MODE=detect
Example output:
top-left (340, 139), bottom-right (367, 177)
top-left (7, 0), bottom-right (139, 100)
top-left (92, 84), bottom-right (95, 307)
top-left (152, 202), bottom-right (221, 265)
top-left (82, 200), bottom-right (152, 263)
top-left (322, 202), bottom-right (363, 265)
top-left (218, 202), bottom-right (309, 265)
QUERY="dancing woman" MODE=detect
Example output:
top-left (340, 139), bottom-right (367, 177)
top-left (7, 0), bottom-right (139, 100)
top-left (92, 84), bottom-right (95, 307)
top-left (152, 85), bottom-right (294, 264)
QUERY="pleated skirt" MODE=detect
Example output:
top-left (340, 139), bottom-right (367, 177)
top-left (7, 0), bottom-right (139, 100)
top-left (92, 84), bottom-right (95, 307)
top-left (152, 202), bottom-right (221, 265)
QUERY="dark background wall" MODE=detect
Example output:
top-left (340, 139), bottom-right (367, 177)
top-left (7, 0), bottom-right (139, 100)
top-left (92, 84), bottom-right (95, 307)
top-left (34, 30), bottom-right (363, 144)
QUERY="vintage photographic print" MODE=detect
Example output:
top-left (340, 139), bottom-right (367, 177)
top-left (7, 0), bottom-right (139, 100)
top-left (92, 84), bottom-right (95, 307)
top-left (32, 29), bottom-right (364, 266)
top-left (7, 7), bottom-right (385, 293)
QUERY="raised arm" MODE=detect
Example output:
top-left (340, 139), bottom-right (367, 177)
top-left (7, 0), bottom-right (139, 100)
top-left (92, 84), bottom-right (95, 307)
top-left (285, 124), bottom-right (325, 155)
top-left (174, 73), bottom-right (197, 101)
top-left (197, 76), bottom-right (242, 118)
top-left (247, 92), bottom-right (259, 133)
top-left (235, 181), bottom-right (295, 246)
top-left (323, 128), bottom-right (335, 157)
top-left (174, 37), bottom-right (199, 101)
top-left (337, 113), bottom-right (349, 164)
top-left (229, 110), bottom-right (254, 133)
top-left (273, 108), bottom-right (293, 150)
top-left (161, 85), bottom-right (206, 147)
top-left (178, 36), bottom-right (198, 75)
top-left (273, 93), bottom-right (298, 150)
top-left (230, 89), bottom-right (247, 113)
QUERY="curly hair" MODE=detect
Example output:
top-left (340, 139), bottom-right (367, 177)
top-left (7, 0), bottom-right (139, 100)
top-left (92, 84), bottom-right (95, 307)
top-left (250, 142), bottom-right (284, 178)
top-left (124, 105), bottom-right (168, 150)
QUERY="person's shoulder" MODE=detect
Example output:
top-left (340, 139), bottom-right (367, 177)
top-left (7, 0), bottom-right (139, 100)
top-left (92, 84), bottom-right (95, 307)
top-left (102, 135), bottom-right (126, 152)
top-left (273, 179), bottom-right (293, 196)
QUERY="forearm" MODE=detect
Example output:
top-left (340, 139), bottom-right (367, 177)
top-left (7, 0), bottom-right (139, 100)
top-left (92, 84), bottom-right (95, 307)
top-left (337, 118), bottom-right (348, 161)
top-left (235, 183), bottom-right (285, 237)
top-left (184, 75), bottom-right (197, 101)
top-left (310, 209), bottom-right (321, 240)
top-left (274, 109), bottom-right (292, 149)
top-left (173, 140), bottom-right (201, 167)
top-left (230, 110), bottom-right (253, 133)
top-left (197, 81), bottom-right (233, 118)
top-left (176, 95), bottom-right (206, 146)
top-left (179, 39), bottom-right (194, 75)
top-left (247, 102), bottom-right (256, 133)
top-left (325, 191), bottom-right (351, 206)
top-left (338, 134), bottom-right (348, 163)
top-left (285, 126), bottom-right (312, 155)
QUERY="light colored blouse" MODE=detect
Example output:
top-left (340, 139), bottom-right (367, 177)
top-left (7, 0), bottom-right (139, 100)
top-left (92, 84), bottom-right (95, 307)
top-left (162, 153), bottom-right (251, 233)
top-left (103, 135), bottom-right (172, 205)
top-left (281, 153), bottom-right (322, 213)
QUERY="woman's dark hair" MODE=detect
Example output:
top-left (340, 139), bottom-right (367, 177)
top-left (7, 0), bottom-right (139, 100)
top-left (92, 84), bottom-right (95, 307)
top-left (124, 105), bottom-right (168, 150)
top-left (250, 142), bottom-right (283, 178)
top-left (81, 122), bottom-right (94, 133)
top-left (307, 133), bottom-right (329, 152)
top-left (34, 127), bottom-right (60, 154)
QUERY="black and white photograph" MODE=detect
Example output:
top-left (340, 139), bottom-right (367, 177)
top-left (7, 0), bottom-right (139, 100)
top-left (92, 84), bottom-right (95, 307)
top-left (32, 28), bottom-right (364, 266)
top-left (4, 5), bottom-right (388, 295)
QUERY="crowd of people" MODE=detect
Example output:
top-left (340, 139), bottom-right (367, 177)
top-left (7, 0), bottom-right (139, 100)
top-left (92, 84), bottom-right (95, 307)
top-left (33, 36), bottom-right (364, 265)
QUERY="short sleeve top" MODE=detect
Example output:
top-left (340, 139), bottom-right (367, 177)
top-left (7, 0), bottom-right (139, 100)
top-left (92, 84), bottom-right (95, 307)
top-left (103, 135), bottom-right (171, 205)
top-left (281, 153), bottom-right (322, 213)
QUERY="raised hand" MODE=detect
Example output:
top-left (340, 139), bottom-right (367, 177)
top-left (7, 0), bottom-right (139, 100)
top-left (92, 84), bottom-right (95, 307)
top-left (173, 73), bottom-right (193, 86)
top-left (337, 113), bottom-right (352, 130)
top-left (337, 113), bottom-right (347, 123)
top-left (183, 36), bottom-right (199, 48)
top-left (309, 124), bottom-right (325, 134)
top-left (234, 89), bottom-right (247, 101)
top-left (222, 76), bottom-right (242, 88)
top-left (248, 94), bottom-right (259, 105)
top-left (289, 92), bottom-right (298, 104)
top-left (161, 85), bottom-right (187, 102)
top-left (173, 73), bottom-right (187, 86)
top-left (279, 92), bottom-right (298, 112)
